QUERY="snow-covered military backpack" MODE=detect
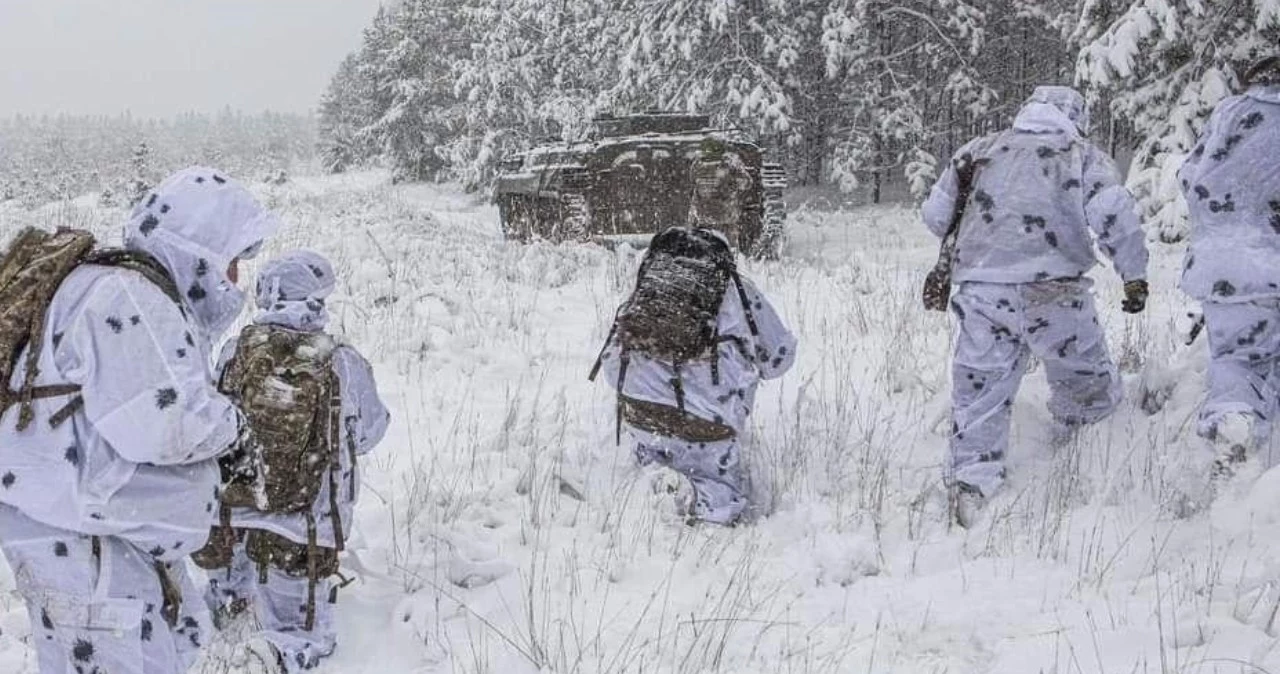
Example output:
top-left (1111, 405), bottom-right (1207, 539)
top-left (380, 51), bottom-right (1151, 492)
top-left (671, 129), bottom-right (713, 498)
top-left (0, 227), bottom-right (180, 431)
top-left (217, 324), bottom-right (343, 516)
top-left (207, 325), bottom-right (351, 631)
top-left (590, 227), bottom-right (759, 442)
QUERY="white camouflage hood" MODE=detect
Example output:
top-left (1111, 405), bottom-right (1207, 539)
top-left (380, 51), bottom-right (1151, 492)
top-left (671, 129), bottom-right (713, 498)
top-left (123, 167), bottom-right (280, 343)
top-left (254, 250), bottom-right (336, 331)
top-left (1014, 86), bottom-right (1091, 137)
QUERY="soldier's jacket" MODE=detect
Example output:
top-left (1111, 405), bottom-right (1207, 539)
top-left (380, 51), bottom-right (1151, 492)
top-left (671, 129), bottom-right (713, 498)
top-left (922, 87), bottom-right (1148, 286)
top-left (1179, 84), bottom-right (1280, 302)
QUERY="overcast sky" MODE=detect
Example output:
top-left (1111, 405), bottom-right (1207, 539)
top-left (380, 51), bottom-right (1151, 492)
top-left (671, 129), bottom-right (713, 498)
top-left (0, 0), bottom-right (385, 118)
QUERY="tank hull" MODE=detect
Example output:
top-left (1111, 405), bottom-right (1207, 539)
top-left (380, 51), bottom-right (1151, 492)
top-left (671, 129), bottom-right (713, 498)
top-left (494, 115), bottom-right (786, 256)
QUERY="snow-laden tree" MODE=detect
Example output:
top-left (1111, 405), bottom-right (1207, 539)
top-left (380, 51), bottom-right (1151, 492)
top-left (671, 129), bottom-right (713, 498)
top-left (126, 140), bottom-right (153, 206)
top-left (820, 0), bottom-right (1006, 201)
top-left (449, 0), bottom-right (609, 189)
top-left (600, 0), bottom-right (802, 143)
top-left (320, 0), bottom-right (1080, 196)
top-left (318, 54), bottom-right (375, 174)
top-left (353, 5), bottom-right (399, 133)
top-left (1078, 0), bottom-right (1280, 242)
top-left (359, 0), bottom-right (472, 183)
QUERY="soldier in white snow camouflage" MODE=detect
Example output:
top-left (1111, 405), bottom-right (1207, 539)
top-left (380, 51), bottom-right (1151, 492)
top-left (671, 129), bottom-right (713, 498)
top-left (0, 167), bottom-right (279, 674)
top-left (200, 250), bottom-right (390, 673)
top-left (1179, 55), bottom-right (1280, 472)
top-left (922, 86), bottom-right (1150, 526)
top-left (593, 227), bottom-right (795, 525)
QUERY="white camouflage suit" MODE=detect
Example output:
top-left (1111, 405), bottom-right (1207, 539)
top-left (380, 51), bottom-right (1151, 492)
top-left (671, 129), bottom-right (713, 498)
top-left (0, 167), bottom-right (279, 674)
top-left (922, 87), bottom-right (1149, 497)
top-left (205, 251), bottom-right (390, 672)
top-left (598, 273), bottom-right (796, 524)
top-left (1179, 84), bottom-right (1280, 447)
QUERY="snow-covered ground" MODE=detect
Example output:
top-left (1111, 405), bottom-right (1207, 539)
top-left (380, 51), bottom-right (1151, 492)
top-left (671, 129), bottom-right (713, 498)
top-left (3, 171), bottom-right (1280, 673)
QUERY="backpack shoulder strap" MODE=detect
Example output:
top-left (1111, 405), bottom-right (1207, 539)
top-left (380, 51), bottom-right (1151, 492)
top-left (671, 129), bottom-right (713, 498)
top-left (320, 354), bottom-right (347, 553)
top-left (728, 270), bottom-right (760, 339)
top-left (83, 249), bottom-right (182, 306)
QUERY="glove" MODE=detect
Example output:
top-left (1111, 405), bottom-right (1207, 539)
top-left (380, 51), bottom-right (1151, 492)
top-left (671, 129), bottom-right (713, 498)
top-left (1121, 279), bottom-right (1149, 314)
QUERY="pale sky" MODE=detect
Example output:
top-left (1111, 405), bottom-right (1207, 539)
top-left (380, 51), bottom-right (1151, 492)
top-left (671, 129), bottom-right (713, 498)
top-left (0, 0), bottom-right (386, 118)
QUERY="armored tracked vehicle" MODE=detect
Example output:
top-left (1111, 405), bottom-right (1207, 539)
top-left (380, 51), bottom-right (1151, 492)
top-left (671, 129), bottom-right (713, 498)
top-left (494, 113), bottom-right (786, 256)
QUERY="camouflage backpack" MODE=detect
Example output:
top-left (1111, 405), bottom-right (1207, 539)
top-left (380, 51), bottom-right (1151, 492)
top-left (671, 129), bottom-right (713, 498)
top-left (0, 227), bottom-right (180, 431)
top-left (200, 326), bottom-right (350, 631)
top-left (589, 227), bottom-right (759, 442)
top-left (218, 324), bottom-right (341, 515)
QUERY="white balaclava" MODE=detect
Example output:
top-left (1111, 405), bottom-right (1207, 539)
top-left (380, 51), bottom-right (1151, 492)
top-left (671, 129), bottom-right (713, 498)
top-left (1020, 86), bottom-right (1092, 136)
top-left (124, 167), bottom-right (280, 345)
top-left (254, 250), bottom-right (336, 331)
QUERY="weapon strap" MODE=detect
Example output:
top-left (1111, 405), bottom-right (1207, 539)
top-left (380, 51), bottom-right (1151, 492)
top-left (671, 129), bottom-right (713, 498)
top-left (938, 156), bottom-right (980, 262)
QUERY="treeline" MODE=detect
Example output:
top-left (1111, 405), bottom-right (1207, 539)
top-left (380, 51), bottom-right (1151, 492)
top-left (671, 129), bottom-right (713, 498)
top-left (319, 0), bottom-right (1279, 236)
top-left (0, 110), bottom-right (315, 207)
top-left (319, 0), bottom-right (1077, 198)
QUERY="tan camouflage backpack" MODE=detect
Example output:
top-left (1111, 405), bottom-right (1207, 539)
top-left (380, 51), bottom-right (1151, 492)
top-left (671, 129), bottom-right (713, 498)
top-left (0, 227), bottom-right (180, 431)
top-left (218, 324), bottom-right (341, 515)
top-left (201, 324), bottom-right (353, 629)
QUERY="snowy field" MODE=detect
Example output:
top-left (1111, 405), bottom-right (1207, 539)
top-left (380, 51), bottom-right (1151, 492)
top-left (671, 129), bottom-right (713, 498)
top-left (3, 171), bottom-right (1280, 673)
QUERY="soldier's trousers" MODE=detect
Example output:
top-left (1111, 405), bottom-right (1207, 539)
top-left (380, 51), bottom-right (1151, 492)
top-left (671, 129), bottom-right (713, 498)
top-left (630, 427), bottom-right (746, 525)
top-left (948, 280), bottom-right (1122, 496)
top-left (0, 504), bottom-right (209, 674)
top-left (205, 540), bottom-right (336, 673)
top-left (1200, 299), bottom-right (1280, 457)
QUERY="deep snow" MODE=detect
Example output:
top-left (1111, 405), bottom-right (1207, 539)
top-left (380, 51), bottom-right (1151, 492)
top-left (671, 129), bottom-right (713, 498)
top-left (1, 172), bottom-right (1279, 673)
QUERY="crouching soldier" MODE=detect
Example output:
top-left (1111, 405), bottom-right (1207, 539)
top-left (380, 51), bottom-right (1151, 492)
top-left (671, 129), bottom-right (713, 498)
top-left (0, 167), bottom-right (278, 674)
top-left (193, 250), bottom-right (389, 673)
top-left (1178, 55), bottom-right (1280, 477)
top-left (589, 227), bottom-right (796, 525)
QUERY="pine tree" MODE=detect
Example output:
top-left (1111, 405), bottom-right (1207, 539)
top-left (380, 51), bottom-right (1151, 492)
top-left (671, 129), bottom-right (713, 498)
top-left (318, 53), bottom-right (372, 174)
top-left (450, 0), bottom-right (609, 188)
top-left (352, 5), bottom-right (399, 164)
top-left (127, 141), bottom-right (151, 206)
top-left (361, 0), bottom-right (472, 183)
